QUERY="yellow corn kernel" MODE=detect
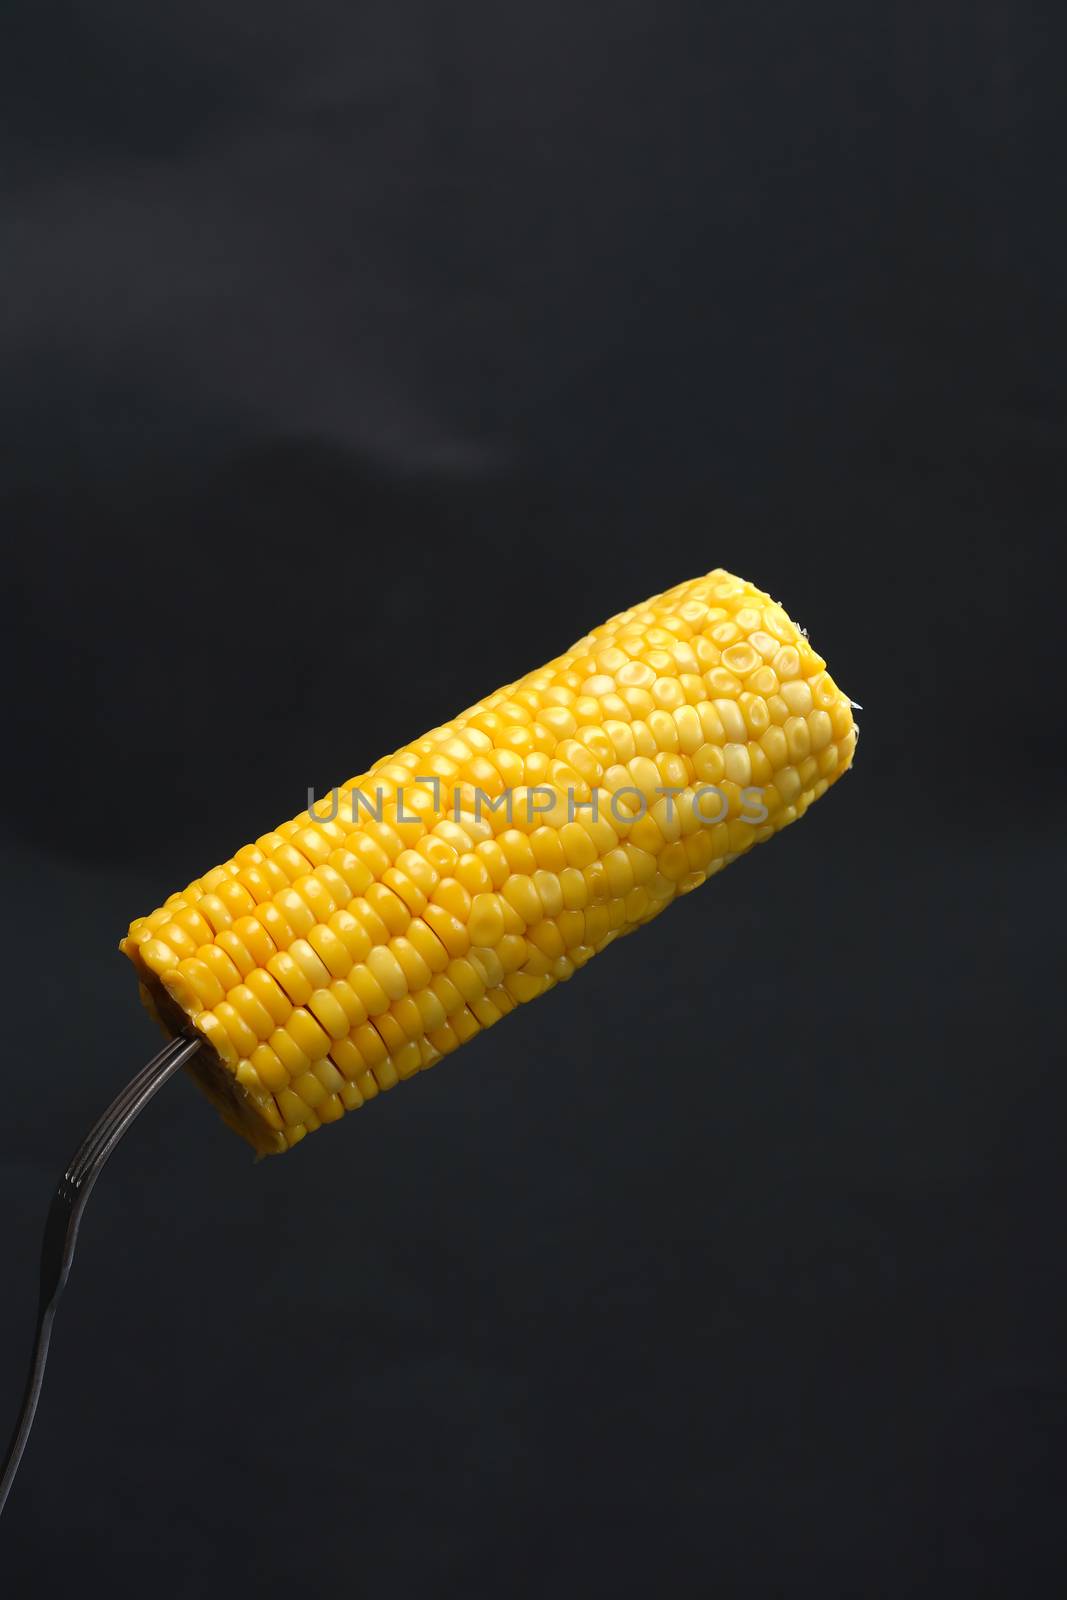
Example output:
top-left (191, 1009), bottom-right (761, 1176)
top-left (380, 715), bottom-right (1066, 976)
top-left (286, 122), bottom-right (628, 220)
top-left (121, 570), bottom-right (855, 1154)
top-left (306, 988), bottom-right (352, 1041)
top-left (249, 1043), bottom-right (289, 1094)
top-left (422, 903), bottom-right (470, 958)
top-left (174, 957), bottom-right (224, 1009)
top-left (265, 950), bottom-right (313, 1007)
top-left (227, 984), bottom-right (275, 1042)
top-left (373, 1012), bottom-right (409, 1059)
top-left (214, 1001), bottom-right (259, 1060)
top-left (347, 964), bottom-right (391, 1019)
top-left (286, 1008), bottom-right (332, 1064)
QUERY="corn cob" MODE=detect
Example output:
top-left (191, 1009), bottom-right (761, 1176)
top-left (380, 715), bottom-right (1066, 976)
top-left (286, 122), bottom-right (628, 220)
top-left (121, 569), bottom-right (856, 1154)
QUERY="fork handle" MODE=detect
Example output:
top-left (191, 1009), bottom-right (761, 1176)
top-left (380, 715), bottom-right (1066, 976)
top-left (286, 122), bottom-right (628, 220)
top-left (0, 1034), bottom-right (201, 1517)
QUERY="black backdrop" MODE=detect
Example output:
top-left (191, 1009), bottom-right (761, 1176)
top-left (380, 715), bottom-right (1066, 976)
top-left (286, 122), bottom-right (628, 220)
top-left (2, 4), bottom-right (1064, 1595)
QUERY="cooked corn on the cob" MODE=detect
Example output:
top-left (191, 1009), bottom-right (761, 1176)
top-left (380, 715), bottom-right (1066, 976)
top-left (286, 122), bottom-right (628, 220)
top-left (121, 570), bottom-right (856, 1153)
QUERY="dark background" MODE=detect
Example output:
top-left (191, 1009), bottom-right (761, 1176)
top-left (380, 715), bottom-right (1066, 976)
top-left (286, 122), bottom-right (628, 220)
top-left (2, 3), bottom-right (1064, 1595)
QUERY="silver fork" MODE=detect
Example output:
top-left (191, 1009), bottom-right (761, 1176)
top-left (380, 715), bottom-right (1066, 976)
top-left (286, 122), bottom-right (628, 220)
top-left (0, 1032), bottom-right (202, 1516)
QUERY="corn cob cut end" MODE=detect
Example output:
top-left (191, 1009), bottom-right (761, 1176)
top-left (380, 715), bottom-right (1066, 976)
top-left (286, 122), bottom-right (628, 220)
top-left (123, 954), bottom-right (288, 1154)
top-left (120, 568), bottom-right (857, 1154)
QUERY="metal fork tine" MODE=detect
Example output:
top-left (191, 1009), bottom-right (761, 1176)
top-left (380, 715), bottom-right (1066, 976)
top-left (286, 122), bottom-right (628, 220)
top-left (68, 1038), bottom-right (188, 1179)
top-left (72, 1044), bottom-right (194, 1190)
top-left (67, 1062), bottom-right (161, 1179)
top-left (67, 1037), bottom-right (191, 1185)
top-left (0, 1032), bottom-right (202, 1517)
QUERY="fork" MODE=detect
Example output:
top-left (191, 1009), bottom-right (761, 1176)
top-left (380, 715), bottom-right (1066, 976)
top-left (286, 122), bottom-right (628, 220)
top-left (0, 1032), bottom-right (203, 1516)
